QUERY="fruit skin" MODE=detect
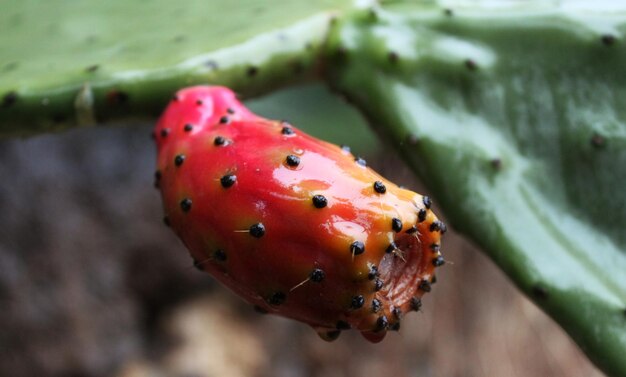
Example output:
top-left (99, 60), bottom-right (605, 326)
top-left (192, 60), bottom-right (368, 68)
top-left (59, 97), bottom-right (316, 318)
top-left (154, 85), bottom-right (444, 342)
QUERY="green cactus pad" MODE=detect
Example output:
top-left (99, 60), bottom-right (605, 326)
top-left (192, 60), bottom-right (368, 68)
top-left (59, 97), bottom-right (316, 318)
top-left (325, 5), bottom-right (626, 376)
top-left (0, 0), bottom-right (358, 136)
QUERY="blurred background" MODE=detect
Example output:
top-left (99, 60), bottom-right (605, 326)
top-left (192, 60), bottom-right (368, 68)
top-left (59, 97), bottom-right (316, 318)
top-left (0, 84), bottom-right (602, 377)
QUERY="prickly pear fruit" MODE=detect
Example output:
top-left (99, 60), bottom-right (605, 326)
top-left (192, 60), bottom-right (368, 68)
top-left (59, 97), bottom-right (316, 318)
top-left (154, 86), bottom-right (445, 343)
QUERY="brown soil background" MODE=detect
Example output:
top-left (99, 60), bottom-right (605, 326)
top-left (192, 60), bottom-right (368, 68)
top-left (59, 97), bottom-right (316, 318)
top-left (0, 115), bottom-right (603, 377)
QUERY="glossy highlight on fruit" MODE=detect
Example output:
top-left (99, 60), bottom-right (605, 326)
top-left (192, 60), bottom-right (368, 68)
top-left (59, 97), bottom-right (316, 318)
top-left (154, 86), bottom-right (445, 342)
